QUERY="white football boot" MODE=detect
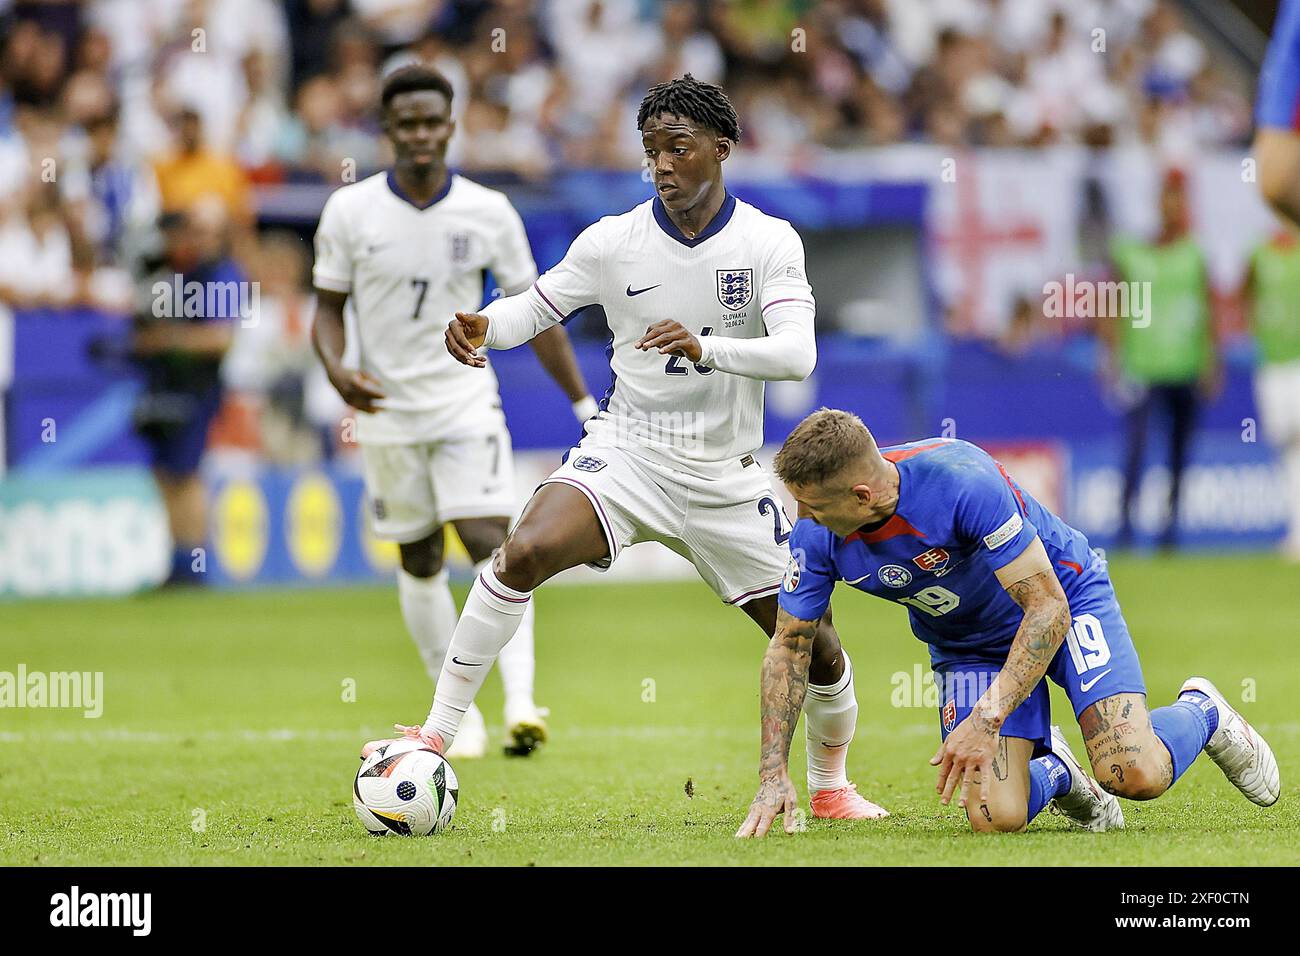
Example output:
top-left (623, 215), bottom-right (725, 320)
top-left (503, 703), bottom-right (549, 757)
top-left (444, 702), bottom-right (488, 760)
top-left (1048, 725), bottom-right (1125, 831)
top-left (1180, 677), bottom-right (1281, 806)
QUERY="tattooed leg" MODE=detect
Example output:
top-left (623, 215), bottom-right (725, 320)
top-left (1079, 693), bottom-right (1173, 800)
top-left (965, 735), bottom-right (1035, 833)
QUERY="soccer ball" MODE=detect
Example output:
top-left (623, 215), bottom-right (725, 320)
top-left (353, 739), bottom-right (459, 836)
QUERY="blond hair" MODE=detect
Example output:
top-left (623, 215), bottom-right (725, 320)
top-left (773, 408), bottom-right (876, 487)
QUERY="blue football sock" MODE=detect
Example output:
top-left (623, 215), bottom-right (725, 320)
top-left (1151, 692), bottom-right (1218, 784)
top-left (170, 547), bottom-right (192, 580)
top-left (1027, 753), bottom-right (1072, 822)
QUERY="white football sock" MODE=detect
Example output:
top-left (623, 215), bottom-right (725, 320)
top-left (804, 651), bottom-right (857, 792)
top-left (422, 564), bottom-right (531, 745)
top-left (498, 601), bottom-right (537, 719)
top-left (397, 568), bottom-right (458, 681)
top-left (475, 559), bottom-right (536, 719)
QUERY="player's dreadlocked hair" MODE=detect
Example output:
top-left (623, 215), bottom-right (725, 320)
top-left (637, 74), bottom-right (742, 142)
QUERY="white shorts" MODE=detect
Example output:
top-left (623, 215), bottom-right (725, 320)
top-left (360, 421), bottom-right (516, 543)
top-left (1256, 359), bottom-right (1300, 446)
top-left (543, 442), bottom-right (791, 605)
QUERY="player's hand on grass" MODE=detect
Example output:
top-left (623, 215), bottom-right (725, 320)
top-left (326, 366), bottom-right (386, 414)
top-left (930, 713), bottom-right (999, 809)
top-left (446, 312), bottom-right (489, 367)
top-left (736, 771), bottom-right (799, 838)
top-left (636, 320), bottom-right (702, 363)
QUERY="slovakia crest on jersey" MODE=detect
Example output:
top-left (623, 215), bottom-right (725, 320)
top-left (942, 698), bottom-right (957, 733)
top-left (716, 269), bottom-right (753, 310)
top-left (912, 547), bottom-right (950, 573)
top-left (878, 564), bottom-right (913, 588)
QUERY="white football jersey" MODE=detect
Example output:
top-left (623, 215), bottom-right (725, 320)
top-left (485, 194), bottom-right (815, 473)
top-left (312, 171), bottom-right (537, 444)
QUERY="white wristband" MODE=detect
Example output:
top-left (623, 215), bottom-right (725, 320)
top-left (572, 395), bottom-right (599, 422)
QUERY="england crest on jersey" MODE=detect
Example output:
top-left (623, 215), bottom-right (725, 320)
top-left (449, 232), bottom-right (471, 264)
top-left (716, 269), bottom-right (753, 310)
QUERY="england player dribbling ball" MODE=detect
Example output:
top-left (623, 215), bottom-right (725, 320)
top-left (362, 74), bottom-right (889, 823)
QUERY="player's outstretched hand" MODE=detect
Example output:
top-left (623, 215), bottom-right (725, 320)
top-left (446, 311), bottom-right (489, 368)
top-left (929, 713), bottom-right (998, 810)
top-left (327, 367), bottom-right (386, 414)
top-left (736, 771), bottom-right (800, 838)
top-left (636, 320), bottom-right (702, 363)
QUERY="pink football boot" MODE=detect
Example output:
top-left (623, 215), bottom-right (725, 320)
top-left (810, 783), bottom-right (890, 820)
top-left (360, 724), bottom-right (446, 760)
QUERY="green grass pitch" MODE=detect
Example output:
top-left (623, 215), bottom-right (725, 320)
top-left (2, 554), bottom-right (1296, 866)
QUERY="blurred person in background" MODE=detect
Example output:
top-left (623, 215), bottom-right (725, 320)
top-left (328, 51), bottom-right (387, 169)
top-left (645, 0), bottom-right (725, 86)
top-left (455, 12), bottom-right (564, 171)
top-left (3, 16), bottom-right (69, 109)
top-left (353, 0), bottom-right (441, 56)
top-left (287, 0), bottom-right (353, 92)
top-left (458, 92), bottom-right (551, 179)
top-left (236, 49), bottom-right (295, 177)
top-left (60, 99), bottom-right (161, 308)
top-left (150, 0), bottom-right (290, 157)
top-left (1243, 226), bottom-right (1300, 562)
top-left (280, 75), bottom-right (353, 180)
top-left (131, 196), bottom-right (244, 587)
top-left (0, 180), bottom-right (93, 310)
top-left (221, 230), bottom-right (345, 464)
top-left (998, 292), bottom-right (1050, 357)
top-left (152, 105), bottom-right (256, 260)
top-left (1105, 169), bottom-right (1221, 550)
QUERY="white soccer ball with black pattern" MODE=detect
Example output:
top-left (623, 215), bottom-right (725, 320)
top-left (353, 739), bottom-right (459, 836)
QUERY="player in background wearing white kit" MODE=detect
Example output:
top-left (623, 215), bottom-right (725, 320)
top-left (366, 76), bottom-right (887, 820)
top-left (313, 66), bottom-right (597, 758)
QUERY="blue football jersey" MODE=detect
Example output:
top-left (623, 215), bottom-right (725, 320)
top-left (779, 438), bottom-right (1107, 665)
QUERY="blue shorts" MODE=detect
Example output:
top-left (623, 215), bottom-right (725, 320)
top-left (935, 583), bottom-right (1147, 753)
top-left (141, 388), bottom-right (223, 476)
top-left (1258, 0), bottom-right (1300, 129)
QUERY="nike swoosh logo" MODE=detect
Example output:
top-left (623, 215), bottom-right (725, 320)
top-left (1080, 669), bottom-right (1112, 692)
top-left (451, 657), bottom-right (483, 667)
top-left (626, 284), bottom-right (661, 296)
top-left (843, 573), bottom-right (872, 585)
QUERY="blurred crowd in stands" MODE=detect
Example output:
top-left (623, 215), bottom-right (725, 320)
top-left (0, 0), bottom-right (1254, 310)
top-left (1, 0), bottom-right (1288, 547)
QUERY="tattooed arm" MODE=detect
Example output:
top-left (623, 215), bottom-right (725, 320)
top-left (986, 537), bottom-right (1073, 726)
top-left (929, 537), bottom-right (1072, 808)
top-left (735, 609), bottom-right (819, 838)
